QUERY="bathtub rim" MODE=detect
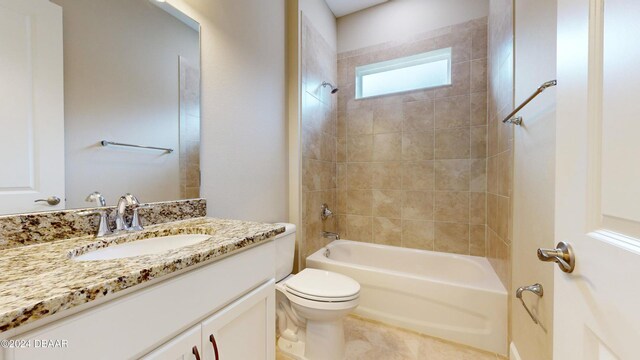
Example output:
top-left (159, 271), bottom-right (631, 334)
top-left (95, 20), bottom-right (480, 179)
top-left (306, 239), bottom-right (507, 296)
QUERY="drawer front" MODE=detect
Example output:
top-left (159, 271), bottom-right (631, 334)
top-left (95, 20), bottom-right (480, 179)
top-left (6, 242), bottom-right (275, 360)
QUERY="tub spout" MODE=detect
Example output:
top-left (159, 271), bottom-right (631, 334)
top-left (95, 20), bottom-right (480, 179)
top-left (322, 231), bottom-right (340, 240)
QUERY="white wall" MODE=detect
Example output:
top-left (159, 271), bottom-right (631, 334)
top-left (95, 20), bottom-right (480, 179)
top-left (171, 0), bottom-right (288, 223)
top-left (512, 0), bottom-right (556, 358)
top-left (56, 0), bottom-right (199, 208)
top-left (300, 0), bottom-right (337, 50)
top-left (337, 0), bottom-right (489, 53)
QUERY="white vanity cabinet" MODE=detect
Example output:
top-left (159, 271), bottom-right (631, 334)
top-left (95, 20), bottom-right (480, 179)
top-left (5, 242), bottom-right (276, 360)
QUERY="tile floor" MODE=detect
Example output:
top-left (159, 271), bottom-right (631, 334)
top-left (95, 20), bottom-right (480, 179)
top-left (276, 315), bottom-right (507, 360)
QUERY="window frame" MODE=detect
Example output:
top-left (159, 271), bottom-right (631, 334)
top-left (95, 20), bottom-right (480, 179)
top-left (355, 47), bottom-right (453, 99)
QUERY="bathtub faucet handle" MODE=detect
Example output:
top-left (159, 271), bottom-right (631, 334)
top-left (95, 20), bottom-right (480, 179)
top-left (321, 203), bottom-right (333, 220)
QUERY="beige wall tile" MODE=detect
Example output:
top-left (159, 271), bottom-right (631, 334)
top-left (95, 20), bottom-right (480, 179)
top-left (347, 134), bottom-right (373, 162)
top-left (487, 155), bottom-right (498, 194)
top-left (347, 163), bottom-right (373, 190)
top-left (470, 126), bottom-right (487, 159)
top-left (435, 128), bottom-right (470, 159)
top-left (320, 134), bottom-right (336, 162)
top-left (402, 161), bottom-right (435, 191)
top-left (470, 159), bottom-right (487, 192)
top-left (337, 111), bottom-right (347, 138)
top-left (369, 162), bottom-right (402, 190)
top-left (472, 26), bottom-right (488, 60)
top-left (471, 92), bottom-right (488, 126)
top-left (435, 159), bottom-right (470, 191)
top-left (373, 133), bottom-right (403, 161)
top-left (487, 192), bottom-right (497, 231)
top-left (401, 220), bottom-right (435, 250)
top-left (373, 189), bottom-right (402, 218)
top-left (470, 192), bottom-right (487, 225)
top-left (435, 61), bottom-right (470, 98)
top-left (332, 18), bottom-right (490, 260)
top-left (346, 190), bottom-right (373, 216)
top-left (401, 191), bottom-right (434, 220)
top-left (402, 131), bottom-right (435, 160)
top-left (347, 106), bottom-right (373, 135)
top-left (346, 215), bottom-right (373, 242)
top-left (302, 125), bottom-right (321, 160)
top-left (496, 195), bottom-right (510, 242)
top-left (471, 58), bottom-right (488, 93)
top-left (337, 137), bottom-right (346, 162)
top-left (470, 224), bottom-right (486, 256)
top-left (336, 189), bottom-right (347, 214)
top-left (373, 217), bottom-right (402, 246)
top-left (434, 191), bottom-right (470, 223)
top-left (373, 102), bottom-right (403, 134)
top-left (435, 95), bottom-right (471, 129)
top-left (337, 163), bottom-right (347, 191)
top-left (497, 148), bottom-right (512, 197)
top-left (403, 100), bottom-right (435, 133)
top-left (434, 222), bottom-right (470, 254)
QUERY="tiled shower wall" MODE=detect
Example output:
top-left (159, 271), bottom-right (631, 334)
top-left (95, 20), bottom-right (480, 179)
top-left (179, 57), bottom-right (201, 199)
top-left (300, 15), bottom-right (338, 266)
top-left (487, 0), bottom-right (514, 288)
top-left (334, 18), bottom-right (489, 256)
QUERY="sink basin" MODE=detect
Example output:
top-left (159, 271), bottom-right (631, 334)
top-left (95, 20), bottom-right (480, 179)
top-left (72, 234), bottom-right (212, 261)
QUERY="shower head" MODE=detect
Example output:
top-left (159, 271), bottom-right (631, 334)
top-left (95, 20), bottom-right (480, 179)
top-left (322, 81), bottom-right (339, 94)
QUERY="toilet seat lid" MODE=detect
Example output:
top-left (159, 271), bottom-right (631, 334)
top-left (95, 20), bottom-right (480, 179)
top-left (285, 269), bottom-right (360, 299)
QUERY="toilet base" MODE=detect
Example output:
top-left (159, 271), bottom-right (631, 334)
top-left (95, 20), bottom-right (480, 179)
top-left (277, 336), bottom-right (308, 360)
top-left (277, 318), bottom-right (346, 360)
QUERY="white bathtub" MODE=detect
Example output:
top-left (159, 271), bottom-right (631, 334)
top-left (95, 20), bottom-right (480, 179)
top-left (306, 240), bottom-right (507, 355)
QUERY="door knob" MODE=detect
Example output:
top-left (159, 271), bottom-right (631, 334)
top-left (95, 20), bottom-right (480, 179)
top-left (537, 241), bottom-right (575, 273)
top-left (34, 196), bottom-right (61, 206)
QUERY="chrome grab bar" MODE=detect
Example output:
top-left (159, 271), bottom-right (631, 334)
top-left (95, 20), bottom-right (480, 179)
top-left (516, 283), bottom-right (544, 324)
top-left (503, 80), bottom-right (557, 125)
top-left (100, 140), bottom-right (173, 153)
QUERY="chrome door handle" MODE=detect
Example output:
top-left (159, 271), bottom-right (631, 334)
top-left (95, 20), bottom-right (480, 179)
top-left (34, 196), bottom-right (61, 206)
top-left (537, 241), bottom-right (575, 273)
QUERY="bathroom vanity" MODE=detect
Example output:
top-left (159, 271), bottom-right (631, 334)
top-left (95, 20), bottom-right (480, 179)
top-left (0, 218), bottom-right (283, 360)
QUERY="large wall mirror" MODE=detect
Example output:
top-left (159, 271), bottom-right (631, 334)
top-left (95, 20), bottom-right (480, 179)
top-left (0, 0), bottom-right (200, 215)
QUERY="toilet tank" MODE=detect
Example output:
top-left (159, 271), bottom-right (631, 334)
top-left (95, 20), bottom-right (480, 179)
top-left (274, 223), bottom-right (296, 282)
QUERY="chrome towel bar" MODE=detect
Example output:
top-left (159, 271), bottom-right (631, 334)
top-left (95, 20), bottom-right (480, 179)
top-left (516, 283), bottom-right (544, 325)
top-left (503, 80), bottom-right (557, 125)
top-left (100, 140), bottom-right (173, 153)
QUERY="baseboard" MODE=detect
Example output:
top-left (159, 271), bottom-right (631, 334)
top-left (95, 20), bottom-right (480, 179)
top-left (510, 342), bottom-right (522, 360)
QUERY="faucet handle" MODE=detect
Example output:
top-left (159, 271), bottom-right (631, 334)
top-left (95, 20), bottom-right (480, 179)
top-left (78, 209), bottom-right (113, 237)
top-left (130, 204), bottom-right (151, 231)
top-left (85, 191), bottom-right (106, 207)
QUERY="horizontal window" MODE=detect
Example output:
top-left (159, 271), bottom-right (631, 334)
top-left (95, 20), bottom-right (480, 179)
top-left (355, 47), bottom-right (452, 99)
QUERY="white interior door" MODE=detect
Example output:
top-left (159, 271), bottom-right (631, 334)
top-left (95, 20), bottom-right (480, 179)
top-left (555, 0), bottom-right (640, 358)
top-left (0, 0), bottom-right (65, 215)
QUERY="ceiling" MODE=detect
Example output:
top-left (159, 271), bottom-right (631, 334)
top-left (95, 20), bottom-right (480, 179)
top-left (324, 0), bottom-right (389, 17)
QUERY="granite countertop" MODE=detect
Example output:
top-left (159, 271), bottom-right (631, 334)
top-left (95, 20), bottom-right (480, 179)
top-left (0, 218), bottom-right (285, 332)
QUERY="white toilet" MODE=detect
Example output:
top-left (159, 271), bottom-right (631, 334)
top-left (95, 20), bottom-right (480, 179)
top-left (274, 223), bottom-right (360, 360)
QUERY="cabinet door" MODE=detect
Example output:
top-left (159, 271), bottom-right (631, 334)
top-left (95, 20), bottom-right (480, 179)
top-left (141, 325), bottom-right (201, 360)
top-left (201, 280), bottom-right (275, 360)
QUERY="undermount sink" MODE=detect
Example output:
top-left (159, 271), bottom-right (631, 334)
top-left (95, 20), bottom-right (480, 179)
top-left (72, 234), bottom-right (212, 261)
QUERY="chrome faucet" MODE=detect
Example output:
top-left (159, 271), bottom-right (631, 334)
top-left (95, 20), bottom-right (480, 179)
top-left (322, 231), bottom-right (340, 240)
top-left (85, 191), bottom-right (106, 207)
top-left (114, 193), bottom-right (150, 233)
top-left (79, 209), bottom-right (113, 237)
